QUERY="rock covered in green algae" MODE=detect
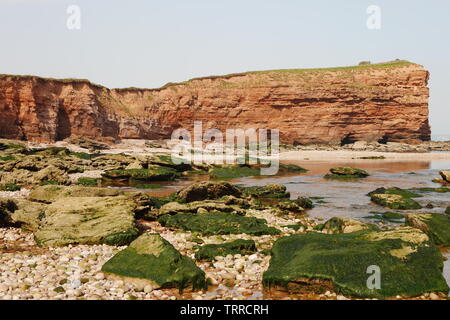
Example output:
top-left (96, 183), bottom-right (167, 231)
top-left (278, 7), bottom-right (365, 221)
top-left (29, 185), bottom-right (123, 203)
top-left (324, 167), bottom-right (369, 179)
top-left (370, 194), bottom-right (422, 210)
top-left (294, 197), bottom-right (314, 209)
top-left (34, 196), bottom-right (140, 247)
top-left (368, 187), bottom-right (422, 210)
top-left (176, 181), bottom-right (242, 202)
top-left (263, 227), bottom-right (449, 298)
top-left (102, 166), bottom-right (179, 181)
top-left (240, 183), bottom-right (290, 199)
top-left (276, 201), bottom-right (304, 213)
top-left (405, 213), bottom-right (450, 246)
top-left (159, 200), bottom-right (246, 216)
top-left (158, 212), bottom-right (280, 236)
top-left (321, 217), bottom-right (378, 234)
top-left (446, 207), bottom-right (450, 215)
top-left (101, 233), bottom-right (206, 291)
top-left (195, 239), bottom-right (257, 261)
top-left (368, 187), bottom-right (422, 199)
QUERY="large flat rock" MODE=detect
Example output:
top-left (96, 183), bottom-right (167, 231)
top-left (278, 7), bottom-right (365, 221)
top-left (263, 227), bottom-right (448, 298)
top-left (34, 196), bottom-right (139, 247)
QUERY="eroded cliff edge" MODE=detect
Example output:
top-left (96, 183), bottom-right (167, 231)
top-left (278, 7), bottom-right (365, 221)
top-left (0, 61), bottom-right (431, 144)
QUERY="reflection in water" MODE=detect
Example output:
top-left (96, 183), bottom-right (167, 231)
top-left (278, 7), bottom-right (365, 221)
top-left (235, 160), bottom-right (449, 220)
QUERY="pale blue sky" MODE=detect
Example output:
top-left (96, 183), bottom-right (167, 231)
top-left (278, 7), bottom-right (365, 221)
top-left (1, 0), bottom-right (449, 134)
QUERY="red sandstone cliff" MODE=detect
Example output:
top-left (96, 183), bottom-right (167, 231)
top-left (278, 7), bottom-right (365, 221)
top-left (0, 61), bottom-right (431, 145)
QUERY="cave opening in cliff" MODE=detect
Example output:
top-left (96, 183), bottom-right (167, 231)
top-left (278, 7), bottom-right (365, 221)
top-left (340, 134), bottom-right (357, 146)
top-left (378, 135), bottom-right (389, 144)
top-left (56, 106), bottom-right (71, 141)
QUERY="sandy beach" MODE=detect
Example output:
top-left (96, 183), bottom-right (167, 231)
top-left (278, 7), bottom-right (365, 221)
top-left (280, 150), bottom-right (450, 162)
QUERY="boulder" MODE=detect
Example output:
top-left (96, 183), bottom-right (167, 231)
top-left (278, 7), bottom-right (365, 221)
top-left (177, 181), bottom-right (242, 202)
top-left (295, 197), bottom-right (314, 209)
top-left (34, 196), bottom-right (139, 247)
top-left (325, 167), bottom-right (369, 179)
top-left (263, 227), bottom-right (449, 298)
top-left (159, 200), bottom-right (245, 216)
top-left (405, 213), bottom-right (450, 246)
top-left (439, 170), bottom-right (450, 183)
top-left (368, 187), bottom-right (422, 210)
top-left (102, 166), bottom-right (178, 181)
top-left (370, 194), bottom-right (421, 210)
top-left (29, 185), bottom-right (123, 203)
top-left (276, 201), bottom-right (304, 213)
top-left (321, 217), bottom-right (377, 234)
top-left (101, 233), bottom-right (206, 291)
top-left (33, 165), bottom-right (71, 185)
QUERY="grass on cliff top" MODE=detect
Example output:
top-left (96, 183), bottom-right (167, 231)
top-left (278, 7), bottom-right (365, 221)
top-left (247, 60), bottom-right (414, 75)
top-left (2, 60), bottom-right (415, 92)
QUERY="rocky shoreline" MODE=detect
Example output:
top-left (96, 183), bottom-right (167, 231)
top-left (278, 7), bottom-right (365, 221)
top-left (1, 138), bottom-right (449, 300)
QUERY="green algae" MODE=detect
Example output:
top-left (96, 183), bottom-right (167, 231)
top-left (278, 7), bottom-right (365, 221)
top-left (0, 183), bottom-right (21, 191)
top-left (158, 212), bottom-right (280, 236)
top-left (76, 177), bottom-right (101, 187)
top-left (295, 197), bottom-right (314, 209)
top-left (195, 239), bottom-right (257, 261)
top-left (263, 228), bottom-right (449, 298)
top-left (101, 233), bottom-right (206, 292)
top-left (405, 213), bottom-right (450, 246)
top-left (101, 228), bottom-right (141, 246)
top-left (278, 163), bottom-right (308, 173)
top-left (368, 187), bottom-right (422, 210)
top-left (102, 166), bottom-right (178, 181)
top-left (368, 187), bottom-right (422, 198)
top-left (324, 167), bottom-right (369, 180)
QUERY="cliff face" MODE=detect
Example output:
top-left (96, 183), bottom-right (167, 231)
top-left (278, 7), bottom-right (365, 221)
top-left (0, 61), bottom-right (431, 145)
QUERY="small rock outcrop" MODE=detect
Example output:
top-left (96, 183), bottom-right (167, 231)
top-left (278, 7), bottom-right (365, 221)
top-left (405, 213), bottom-right (450, 246)
top-left (34, 196), bottom-right (139, 247)
top-left (101, 233), bottom-right (206, 291)
top-left (176, 181), bottom-right (242, 203)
